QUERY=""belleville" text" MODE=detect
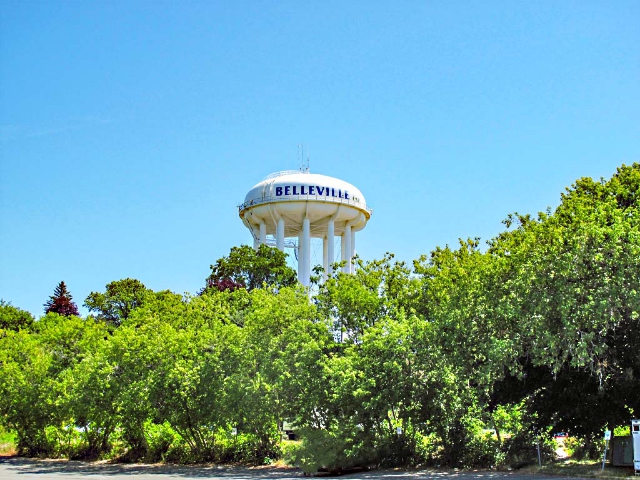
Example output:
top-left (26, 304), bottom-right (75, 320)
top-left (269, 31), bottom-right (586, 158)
top-left (275, 185), bottom-right (349, 199)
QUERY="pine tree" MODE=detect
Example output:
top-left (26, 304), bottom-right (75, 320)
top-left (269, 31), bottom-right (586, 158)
top-left (44, 281), bottom-right (79, 316)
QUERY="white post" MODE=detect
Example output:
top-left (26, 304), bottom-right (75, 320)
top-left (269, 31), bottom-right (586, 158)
top-left (302, 217), bottom-right (311, 287)
top-left (276, 218), bottom-right (285, 251)
top-left (327, 219), bottom-right (335, 277)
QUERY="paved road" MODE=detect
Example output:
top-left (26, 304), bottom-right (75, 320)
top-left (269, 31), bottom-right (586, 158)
top-left (0, 457), bottom-right (587, 480)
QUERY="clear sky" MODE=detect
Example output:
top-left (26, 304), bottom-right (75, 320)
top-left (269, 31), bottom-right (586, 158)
top-left (1, 0), bottom-right (638, 317)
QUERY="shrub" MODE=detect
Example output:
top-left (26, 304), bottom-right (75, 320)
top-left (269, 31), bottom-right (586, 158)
top-left (0, 426), bottom-right (16, 455)
top-left (500, 431), bottom-right (555, 468)
top-left (144, 422), bottom-right (178, 463)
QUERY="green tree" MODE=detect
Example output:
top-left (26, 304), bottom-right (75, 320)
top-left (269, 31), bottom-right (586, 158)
top-left (115, 291), bottom-right (245, 461)
top-left (316, 253), bottom-right (419, 343)
top-left (236, 286), bottom-right (321, 459)
top-left (0, 300), bottom-right (34, 331)
top-left (0, 312), bottom-right (107, 457)
top-left (205, 244), bottom-right (297, 292)
top-left (37, 313), bottom-right (111, 458)
top-left (0, 328), bottom-right (56, 455)
top-left (44, 281), bottom-right (79, 316)
top-left (487, 163), bottom-right (640, 440)
top-left (84, 278), bottom-right (151, 327)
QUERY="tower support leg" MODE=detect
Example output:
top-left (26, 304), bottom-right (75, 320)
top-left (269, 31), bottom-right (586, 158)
top-left (276, 218), bottom-right (285, 251)
top-left (259, 222), bottom-right (266, 246)
top-left (302, 217), bottom-right (311, 287)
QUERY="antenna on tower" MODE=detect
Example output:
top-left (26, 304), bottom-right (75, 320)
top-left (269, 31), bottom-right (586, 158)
top-left (298, 143), bottom-right (309, 172)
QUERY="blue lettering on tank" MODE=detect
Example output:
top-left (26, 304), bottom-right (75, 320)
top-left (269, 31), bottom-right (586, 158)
top-left (293, 185), bottom-right (298, 195)
top-left (309, 185), bottom-right (315, 195)
top-left (301, 185), bottom-right (307, 195)
top-left (276, 186), bottom-right (283, 196)
top-left (285, 186), bottom-right (291, 195)
top-left (344, 190), bottom-right (349, 200)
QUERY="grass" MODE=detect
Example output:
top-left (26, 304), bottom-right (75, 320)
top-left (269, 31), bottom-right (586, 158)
top-left (0, 428), bottom-right (16, 456)
top-left (521, 459), bottom-right (636, 478)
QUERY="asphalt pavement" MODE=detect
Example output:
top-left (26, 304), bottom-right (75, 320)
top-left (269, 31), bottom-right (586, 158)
top-left (0, 457), bottom-right (588, 480)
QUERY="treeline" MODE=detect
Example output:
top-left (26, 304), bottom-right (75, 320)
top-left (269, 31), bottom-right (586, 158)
top-left (0, 164), bottom-right (638, 472)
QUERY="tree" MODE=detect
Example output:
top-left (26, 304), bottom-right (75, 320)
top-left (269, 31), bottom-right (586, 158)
top-left (84, 278), bottom-right (151, 327)
top-left (486, 163), bottom-right (640, 440)
top-left (44, 281), bottom-right (79, 316)
top-left (0, 312), bottom-right (108, 457)
top-left (0, 329), bottom-right (57, 455)
top-left (0, 300), bottom-right (34, 331)
top-left (204, 244), bottom-right (297, 292)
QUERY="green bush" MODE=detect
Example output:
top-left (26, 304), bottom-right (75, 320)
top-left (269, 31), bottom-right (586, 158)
top-left (500, 432), bottom-right (555, 468)
top-left (45, 424), bottom-right (84, 459)
top-left (15, 427), bottom-right (53, 457)
top-left (286, 427), bottom-right (350, 474)
top-left (287, 425), bottom-right (382, 474)
top-left (613, 425), bottom-right (631, 436)
top-left (0, 426), bottom-right (16, 454)
top-left (460, 430), bottom-right (501, 468)
top-left (144, 422), bottom-right (178, 463)
top-left (163, 437), bottom-right (194, 464)
top-left (563, 435), bottom-right (603, 460)
top-left (413, 431), bottom-right (439, 465)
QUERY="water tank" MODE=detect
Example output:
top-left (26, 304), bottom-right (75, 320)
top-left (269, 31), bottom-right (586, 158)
top-left (239, 170), bottom-right (372, 286)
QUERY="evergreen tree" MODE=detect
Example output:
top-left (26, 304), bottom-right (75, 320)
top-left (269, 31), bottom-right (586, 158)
top-left (44, 281), bottom-right (79, 316)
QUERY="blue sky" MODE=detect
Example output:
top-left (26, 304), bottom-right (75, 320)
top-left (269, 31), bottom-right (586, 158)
top-left (1, 0), bottom-right (638, 317)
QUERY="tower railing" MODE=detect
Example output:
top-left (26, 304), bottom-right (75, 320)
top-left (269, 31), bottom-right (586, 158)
top-left (238, 194), bottom-right (373, 216)
top-left (262, 170), bottom-right (304, 180)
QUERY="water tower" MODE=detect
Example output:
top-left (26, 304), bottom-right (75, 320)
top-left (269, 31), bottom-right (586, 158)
top-left (238, 169), bottom-right (372, 287)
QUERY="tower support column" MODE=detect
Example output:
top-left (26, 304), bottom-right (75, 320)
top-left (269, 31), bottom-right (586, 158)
top-left (323, 235), bottom-right (329, 281)
top-left (253, 227), bottom-right (259, 250)
top-left (302, 217), bottom-right (311, 287)
top-left (342, 224), bottom-right (352, 273)
top-left (350, 229), bottom-right (356, 273)
top-left (326, 219), bottom-right (335, 278)
top-left (297, 232), bottom-right (304, 284)
top-left (276, 218), bottom-right (285, 251)
top-left (259, 222), bottom-right (266, 246)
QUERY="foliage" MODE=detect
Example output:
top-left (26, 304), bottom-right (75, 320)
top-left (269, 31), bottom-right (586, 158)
top-left (204, 244), bottom-right (297, 292)
top-left (0, 300), bottom-right (34, 331)
top-left (0, 328), bottom-right (56, 455)
top-left (0, 163), bottom-right (637, 470)
top-left (44, 281), bottom-right (79, 316)
top-left (487, 163), bottom-right (640, 438)
top-left (287, 426), bottom-right (363, 474)
top-left (0, 425), bottom-right (16, 455)
top-left (84, 278), bottom-right (151, 327)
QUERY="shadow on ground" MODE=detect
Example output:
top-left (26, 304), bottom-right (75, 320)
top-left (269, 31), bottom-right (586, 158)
top-left (0, 456), bottom-right (577, 479)
top-left (0, 456), bottom-right (301, 478)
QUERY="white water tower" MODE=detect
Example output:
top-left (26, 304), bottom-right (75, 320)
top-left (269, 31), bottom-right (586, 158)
top-left (238, 170), bottom-right (372, 287)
